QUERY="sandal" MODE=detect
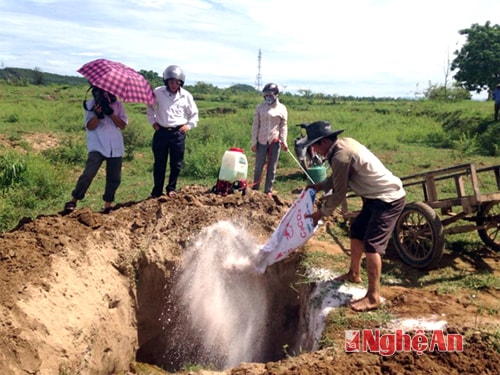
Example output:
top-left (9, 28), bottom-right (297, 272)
top-left (63, 201), bottom-right (76, 214)
top-left (102, 206), bottom-right (113, 214)
top-left (167, 191), bottom-right (177, 198)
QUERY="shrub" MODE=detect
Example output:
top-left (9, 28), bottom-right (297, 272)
top-left (5, 113), bottom-right (19, 123)
top-left (477, 123), bottom-right (500, 156)
top-left (6, 155), bottom-right (68, 209)
top-left (123, 123), bottom-right (149, 160)
top-left (0, 153), bottom-right (27, 192)
top-left (0, 199), bottom-right (19, 233)
top-left (424, 84), bottom-right (472, 101)
top-left (184, 142), bottom-right (226, 179)
top-left (42, 139), bottom-right (87, 165)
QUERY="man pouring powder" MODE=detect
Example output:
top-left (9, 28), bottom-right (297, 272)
top-left (303, 121), bottom-right (406, 312)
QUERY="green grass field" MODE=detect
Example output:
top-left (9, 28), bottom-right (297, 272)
top-left (1, 82), bottom-right (499, 234)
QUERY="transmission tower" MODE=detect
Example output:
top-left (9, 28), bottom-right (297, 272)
top-left (255, 49), bottom-right (262, 91)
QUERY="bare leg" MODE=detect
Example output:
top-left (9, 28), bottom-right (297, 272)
top-left (351, 252), bottom-right (382, 312)
top-left (335, 238), bottom-right (363, 283)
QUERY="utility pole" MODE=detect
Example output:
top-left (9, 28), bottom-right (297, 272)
top-left (255, 49), bottom-right (262, 91)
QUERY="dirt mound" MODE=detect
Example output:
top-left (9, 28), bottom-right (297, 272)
top-left (0, 185), bottom-right (499, 374)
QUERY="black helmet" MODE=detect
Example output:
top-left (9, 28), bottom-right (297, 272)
top-left (163, 65), bottom-right (185, 86)
top-left (262, 82), bottom-right (279, 96)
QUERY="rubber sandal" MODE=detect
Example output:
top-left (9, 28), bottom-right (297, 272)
top-left (167, 191), bottom-right (177, 198)
top-left (102, 206), bottom-right (113, 214)
top-left (63, 201), bottom-right (76, 214)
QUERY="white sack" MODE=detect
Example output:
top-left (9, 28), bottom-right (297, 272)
top-left (255, 188), bottom-right (317, 273)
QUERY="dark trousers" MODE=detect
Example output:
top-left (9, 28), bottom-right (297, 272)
top-left (151, 127), bottom-right (185, 196)
top-left (495, 102), bottom-right (500, 121)
top-left (72, 151), bottom-right (122, 203)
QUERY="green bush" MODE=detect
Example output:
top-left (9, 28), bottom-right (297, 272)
top-left (5, 113), bottom-right (19, 123)
top-left (42, 139), bottom-right (87, 165)
top-left (477, 124), bottom-right (500, 156)
top-left (0, 153), bottom-right (27, 192)
top-left (184, 140), bottom-right (227, 179)
top-left (440, 111), bottom-right (499, 156)
top-left (0, 154), bottom-right (68, 230)
top-left (123, 123), bottom-right (149, 160)
top-left (424, 84), bottom-right (472, 101)
top-left (14, 155), bottom-right (66, 201)
top-left (0, 199), bottom-right (19, 232)
top-left (451, 133), bottom-right (481, 156)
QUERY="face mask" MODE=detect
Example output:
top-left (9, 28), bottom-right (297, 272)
top-left (265, 95), bottom-right (276, 105)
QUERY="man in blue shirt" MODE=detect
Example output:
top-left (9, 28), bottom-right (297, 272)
top-left (493, 83), bottom-right (500, 121)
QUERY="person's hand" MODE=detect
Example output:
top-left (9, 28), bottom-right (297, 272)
top-left (305, 210), bottom-right (322, 226)
top-left (179, 124), bottom-right (189, 133)
top-left (251, 145), bottom-right (257, 152)
top-left (281, 142), bottom-right (289, 152)
top-left (93, 104), bottom-right (104, 119)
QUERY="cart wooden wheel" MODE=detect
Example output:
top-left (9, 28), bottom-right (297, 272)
top-left (391, 202), bottom-right (445, 269)
top-left (477, 200), bottom-right (500, 251)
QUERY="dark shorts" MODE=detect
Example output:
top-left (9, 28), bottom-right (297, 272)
top-left (350, 196), bottom-right (406, 255)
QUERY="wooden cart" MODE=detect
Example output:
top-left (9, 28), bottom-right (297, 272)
top-left (341, 163), bottom-right (500, 269)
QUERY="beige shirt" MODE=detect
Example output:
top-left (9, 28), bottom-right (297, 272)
top-left (317, 137), bottom-right (406, 217)
top-left (251, 99), bottom-right (288, 147)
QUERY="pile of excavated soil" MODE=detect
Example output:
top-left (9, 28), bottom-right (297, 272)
top-left (0, 185), bottom-right (499, 374)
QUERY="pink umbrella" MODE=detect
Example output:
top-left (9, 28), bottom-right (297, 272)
top-left (77, 59), bottom-right (155, 105)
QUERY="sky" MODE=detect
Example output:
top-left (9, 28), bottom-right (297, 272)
top-left (0, 0), bottom-right (499, 99)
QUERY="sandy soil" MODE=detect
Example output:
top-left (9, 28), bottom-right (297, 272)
top-left (0, 185), bottom-right (499, 374)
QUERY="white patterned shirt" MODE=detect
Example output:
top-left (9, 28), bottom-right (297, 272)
top-left (84, 99), bottom-right (127, 158)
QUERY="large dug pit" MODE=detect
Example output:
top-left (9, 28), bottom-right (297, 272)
top-left (2, 186), bottom-right (499, 375)
top-left (135, 220), bottom-right (315, 372)
top-left (2, 186), bottom-right (326, 374)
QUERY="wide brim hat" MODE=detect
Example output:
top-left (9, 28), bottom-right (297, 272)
top-left (303, 121), bottom-right (344, 148)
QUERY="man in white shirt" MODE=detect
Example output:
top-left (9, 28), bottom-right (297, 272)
top-left (147, 65), bottom-right (199, 198)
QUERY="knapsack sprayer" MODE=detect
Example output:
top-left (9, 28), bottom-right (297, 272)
top-left (212, 148), bottom-right (248, 196)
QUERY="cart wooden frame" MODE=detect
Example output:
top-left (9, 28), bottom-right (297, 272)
top-left (340, 163), bottom-right (500, 269)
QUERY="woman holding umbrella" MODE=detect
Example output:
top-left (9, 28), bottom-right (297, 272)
top-left (63, 86), bottom-right (128, 214)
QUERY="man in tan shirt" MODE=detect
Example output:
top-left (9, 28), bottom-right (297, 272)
top-left (304, 121), bottom-right (406, 312)
top-left (251, 83), bottom-right (288, 197)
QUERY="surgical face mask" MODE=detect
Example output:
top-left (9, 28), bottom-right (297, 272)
top-left (264, 95), bottom-right (276, 105)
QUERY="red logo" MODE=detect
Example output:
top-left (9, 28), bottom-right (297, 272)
top-left (345, 329), bottom-right (463, 356)
top-left (284, 223), bottom-right (294, 239)
top-left (345, 330), bottom-right (360, 352)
